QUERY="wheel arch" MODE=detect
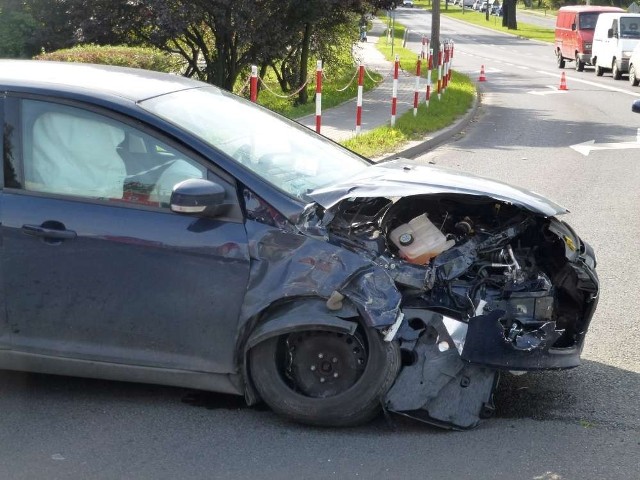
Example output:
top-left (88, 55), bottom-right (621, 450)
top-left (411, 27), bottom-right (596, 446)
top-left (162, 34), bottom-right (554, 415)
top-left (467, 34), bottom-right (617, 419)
top-left (240, 296), bottom-right (363, 405)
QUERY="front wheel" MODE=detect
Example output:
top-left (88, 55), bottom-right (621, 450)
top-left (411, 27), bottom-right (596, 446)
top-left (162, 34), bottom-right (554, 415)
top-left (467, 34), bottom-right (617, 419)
top-left (557, 52), bottom-right (566, 69)
top-left (630, 65), bottom-right (639, 86)
top-left (612, 60), bottom-right (622, 80)
top-left (575, 54), bottom-right (584, 72)
top-left (249, 325), bottom-right (401, 427)
top-left (595, 62), bottom-right (604, 76)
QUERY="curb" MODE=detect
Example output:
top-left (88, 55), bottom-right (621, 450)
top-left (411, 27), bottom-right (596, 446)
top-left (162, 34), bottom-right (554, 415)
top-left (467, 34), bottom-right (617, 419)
top-left (380, 85), bottom-right (481, 162)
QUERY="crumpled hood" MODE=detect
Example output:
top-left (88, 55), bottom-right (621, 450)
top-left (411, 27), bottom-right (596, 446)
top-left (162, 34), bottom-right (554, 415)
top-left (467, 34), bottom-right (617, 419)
top-left (307, 160), bottom-right (568, 217)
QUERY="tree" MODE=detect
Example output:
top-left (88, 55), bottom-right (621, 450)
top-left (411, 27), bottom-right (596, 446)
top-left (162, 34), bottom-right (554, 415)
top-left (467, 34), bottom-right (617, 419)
top-left (431, 0), bottom-right (441, 67)
top-left (502, 0), bottom-right (517, 30)
top-left (0, 0), bottom-right (37, 57)
top-left (12, 0), bottom-right (394, 101)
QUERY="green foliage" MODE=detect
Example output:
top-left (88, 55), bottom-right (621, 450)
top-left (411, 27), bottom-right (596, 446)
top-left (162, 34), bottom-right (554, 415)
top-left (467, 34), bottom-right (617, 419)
top-left (34, 45), bottom-right (180, 72)
top-left (0, 3), bottom-right (37, 58)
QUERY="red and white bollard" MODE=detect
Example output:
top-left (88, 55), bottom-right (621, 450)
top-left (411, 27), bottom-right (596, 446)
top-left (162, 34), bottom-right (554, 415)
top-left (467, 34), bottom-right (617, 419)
top-left (315, 60), bottom-right (322, 134)
top-left (437, 44), bottom-right (443, 100)
top-left (426, 47), bottom-right (433, 107)
top-left (391, 55), bottom-right (399, 127)
top-left (442, 44), bottom-right (447, 93)
top-left (355, 64), bottom-right (365, 134)
top-left (250, 65), bottom-right (258, 103)
top-left (413, 56), bottom-right (421, 116)
top-left (447, 41), bottom-right (454, 85)
top-left (443, 43), bottom-right (450, 92)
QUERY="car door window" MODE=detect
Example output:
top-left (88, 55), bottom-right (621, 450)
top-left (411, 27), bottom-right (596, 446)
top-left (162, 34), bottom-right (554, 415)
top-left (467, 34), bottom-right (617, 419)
top-left (20, 100), bottom-right (206, 207)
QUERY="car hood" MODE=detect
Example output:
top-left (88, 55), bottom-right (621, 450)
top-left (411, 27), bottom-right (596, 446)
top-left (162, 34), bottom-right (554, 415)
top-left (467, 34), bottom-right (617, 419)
top-left (307, 159), bottom-right (568, 217)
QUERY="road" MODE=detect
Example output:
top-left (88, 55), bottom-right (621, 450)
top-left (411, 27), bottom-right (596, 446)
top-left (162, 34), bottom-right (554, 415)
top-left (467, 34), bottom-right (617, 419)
top-left (1, 10), bottom-right (639, 480)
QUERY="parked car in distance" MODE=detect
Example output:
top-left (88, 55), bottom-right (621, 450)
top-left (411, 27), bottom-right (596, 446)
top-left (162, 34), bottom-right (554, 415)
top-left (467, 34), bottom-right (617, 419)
top-left (491, 3), bottom-right (502, 16)
top-left (402, 0), bottom-right (414, 7)
top-left (592, 11), bottom-right (640, 79)
top-left (555, 5), bottom-right (625, 72)
top-left (0, 60), bottom-right (600, 431)
top-left (627, 42), bottom-right (640, 85)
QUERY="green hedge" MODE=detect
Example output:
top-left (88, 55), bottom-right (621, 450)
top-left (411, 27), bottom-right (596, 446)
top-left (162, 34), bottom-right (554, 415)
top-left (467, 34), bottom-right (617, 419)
top-left (34, 45), bottom-right (180, 73)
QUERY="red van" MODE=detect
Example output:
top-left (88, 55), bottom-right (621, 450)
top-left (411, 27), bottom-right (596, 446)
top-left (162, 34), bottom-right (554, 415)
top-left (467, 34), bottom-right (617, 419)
top-left (555, 5), bottom-right (625, 71)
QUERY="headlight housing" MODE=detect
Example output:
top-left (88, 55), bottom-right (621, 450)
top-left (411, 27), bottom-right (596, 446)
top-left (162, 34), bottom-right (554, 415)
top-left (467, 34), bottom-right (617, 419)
top-left (623, 51), bottom-right (633, 58)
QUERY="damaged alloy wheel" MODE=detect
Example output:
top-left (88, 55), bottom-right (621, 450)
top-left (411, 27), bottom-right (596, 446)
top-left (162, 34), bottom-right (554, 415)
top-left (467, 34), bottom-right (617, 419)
top-left (250, 325), bottom-right (400, 427)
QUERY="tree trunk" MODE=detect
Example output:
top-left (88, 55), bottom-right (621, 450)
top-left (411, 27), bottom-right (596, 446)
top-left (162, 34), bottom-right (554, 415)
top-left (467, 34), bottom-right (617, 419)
top-left (503, 0), bottom-right (517, 30)
top-left (297, 22), bottom-right (312, 105)
top-left (431, 0), bottom-right (441, 67)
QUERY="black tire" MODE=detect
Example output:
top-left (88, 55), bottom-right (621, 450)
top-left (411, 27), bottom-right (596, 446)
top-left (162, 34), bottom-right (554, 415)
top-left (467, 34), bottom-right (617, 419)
top-left (595, 62), bottom-right (604, 76)
top-left (249, 324), bottom-right (401, 427)
top-left (630, 65), bottom-right (640, 86)
top-left (557, 52), bottom-right (565, 69)
top-left (612, 60), bottom-right (622, 80)
top-left (575, 54), bottom-right (584, 72)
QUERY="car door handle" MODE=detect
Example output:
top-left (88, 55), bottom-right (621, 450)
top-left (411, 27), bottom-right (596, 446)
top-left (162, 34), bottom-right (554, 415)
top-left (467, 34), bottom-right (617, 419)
top-left (22, 224), bottom-right (77, 240)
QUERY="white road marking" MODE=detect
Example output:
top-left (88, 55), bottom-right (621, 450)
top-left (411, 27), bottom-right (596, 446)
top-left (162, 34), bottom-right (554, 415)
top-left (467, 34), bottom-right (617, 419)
top-left (570, 131), bottom-right (640, 155)
top-left (537, 70), bottom-right (640, 97)
top-left (528, 86), bottom-right (568, 95)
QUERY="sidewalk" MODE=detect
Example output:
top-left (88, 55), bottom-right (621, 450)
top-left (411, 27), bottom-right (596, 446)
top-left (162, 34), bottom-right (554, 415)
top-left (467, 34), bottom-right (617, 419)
top-left (298, 20), bottom-right (418, 143)
top-left (297, 19), bottom-right (478, 159)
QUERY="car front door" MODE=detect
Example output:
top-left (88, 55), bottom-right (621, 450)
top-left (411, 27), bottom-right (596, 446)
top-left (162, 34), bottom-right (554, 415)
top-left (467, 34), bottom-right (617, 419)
top-left (1, 96), bottom-right (250, 373)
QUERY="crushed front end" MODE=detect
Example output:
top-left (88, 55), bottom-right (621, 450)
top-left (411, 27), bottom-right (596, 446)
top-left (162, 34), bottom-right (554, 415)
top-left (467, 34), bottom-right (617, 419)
top-left (317, 186), bottom-right (599, 429)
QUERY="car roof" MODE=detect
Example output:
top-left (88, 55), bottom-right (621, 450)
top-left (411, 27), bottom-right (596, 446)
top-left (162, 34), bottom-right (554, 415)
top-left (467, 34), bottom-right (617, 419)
top-left (0, 60), bottom-right (212, 102)
top-left (597, 12), bottom-right (640, 20)
top-left (558, 6), bottom-right (625, 13)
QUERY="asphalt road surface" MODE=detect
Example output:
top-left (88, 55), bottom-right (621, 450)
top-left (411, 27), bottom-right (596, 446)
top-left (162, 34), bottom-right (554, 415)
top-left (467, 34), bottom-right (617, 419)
top-left (1, 10), bottom-right (639, 480)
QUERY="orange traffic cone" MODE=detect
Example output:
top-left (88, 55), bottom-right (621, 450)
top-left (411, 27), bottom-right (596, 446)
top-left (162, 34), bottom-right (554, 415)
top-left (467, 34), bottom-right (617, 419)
top-left (559, 72), bottom-right (568, 90)
top-left (478, 65), bottom-right (486, 82)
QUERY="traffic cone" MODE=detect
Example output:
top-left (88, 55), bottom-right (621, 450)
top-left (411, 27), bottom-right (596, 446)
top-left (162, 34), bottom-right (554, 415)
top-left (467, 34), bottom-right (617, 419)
top-left (559, 72), bottom-right (568, 90)
top-left (478, 65), bottom-right (486, 82)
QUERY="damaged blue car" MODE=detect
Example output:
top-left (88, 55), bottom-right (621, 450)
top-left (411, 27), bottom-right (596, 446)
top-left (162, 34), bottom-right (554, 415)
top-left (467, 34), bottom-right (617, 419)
top-left (0, 61), bottom-right (598, 429)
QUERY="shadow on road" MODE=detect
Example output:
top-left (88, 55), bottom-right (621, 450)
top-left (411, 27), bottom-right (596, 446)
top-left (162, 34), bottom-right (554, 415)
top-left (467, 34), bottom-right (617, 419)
top-left (0, 357), bottom-right (636, 431)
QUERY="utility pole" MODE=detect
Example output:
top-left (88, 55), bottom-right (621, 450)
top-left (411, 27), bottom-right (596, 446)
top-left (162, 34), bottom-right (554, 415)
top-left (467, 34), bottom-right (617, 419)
top-left (431, 0), bottom-right (441, 67)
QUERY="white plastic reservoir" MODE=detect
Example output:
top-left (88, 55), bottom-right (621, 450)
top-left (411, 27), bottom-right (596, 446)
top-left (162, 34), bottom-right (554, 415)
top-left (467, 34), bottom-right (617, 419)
top-left (389, 213), bottom-right (455, 265)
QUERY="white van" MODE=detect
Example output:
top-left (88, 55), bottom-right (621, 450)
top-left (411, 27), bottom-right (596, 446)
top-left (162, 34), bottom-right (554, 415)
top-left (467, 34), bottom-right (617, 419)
top-left (592, 12), bottom-right (640, 79)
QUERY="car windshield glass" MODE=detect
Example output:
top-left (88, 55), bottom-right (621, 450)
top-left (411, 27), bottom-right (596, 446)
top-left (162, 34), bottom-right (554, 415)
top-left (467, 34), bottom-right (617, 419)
top-left (578, 12), bottom-right (599, 30)
top-left (620, 17), bottom-right (640, 38)
top-left (140, 87), bottom-right (370, 200)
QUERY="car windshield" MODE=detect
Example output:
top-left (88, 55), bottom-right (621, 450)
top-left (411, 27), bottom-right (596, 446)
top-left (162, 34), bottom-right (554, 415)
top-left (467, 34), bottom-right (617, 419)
top-left (578, 12), bottom-right (599, 30)
top-left (140, 87), bottom-right (370, 200)
top-left (620, 17), bottom-right (640, 38)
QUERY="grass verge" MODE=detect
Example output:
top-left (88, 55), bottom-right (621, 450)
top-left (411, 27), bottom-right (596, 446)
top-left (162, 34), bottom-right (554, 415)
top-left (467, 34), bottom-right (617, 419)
top-left (440, 5), bottom-right (555, 43)
top-left (341, 71), bottom-right (474, 158)
top-left (341, 18), bottom-right (475, 158)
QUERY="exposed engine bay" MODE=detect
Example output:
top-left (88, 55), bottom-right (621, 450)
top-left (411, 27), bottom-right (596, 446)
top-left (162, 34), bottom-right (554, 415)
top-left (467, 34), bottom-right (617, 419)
top-left (323, 193), bottom-right (599, 429)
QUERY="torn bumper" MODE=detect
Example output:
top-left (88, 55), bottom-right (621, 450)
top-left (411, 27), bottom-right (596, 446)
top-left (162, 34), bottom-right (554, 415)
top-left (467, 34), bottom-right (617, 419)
top-left (385, 309), bottom-right (497, 430)
top-left (385, 246), bottom-right (599, 429)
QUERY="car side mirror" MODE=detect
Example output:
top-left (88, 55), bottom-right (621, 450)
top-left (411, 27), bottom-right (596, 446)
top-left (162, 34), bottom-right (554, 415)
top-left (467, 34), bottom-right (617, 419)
top-left (632, 99), bottom-right (640, 113)
top-left (571, 23), bottom-right (576, 31)
top-left (608, 28), bottom-right (616, 38)
top-left (170, 178), bottom-right (228, 216)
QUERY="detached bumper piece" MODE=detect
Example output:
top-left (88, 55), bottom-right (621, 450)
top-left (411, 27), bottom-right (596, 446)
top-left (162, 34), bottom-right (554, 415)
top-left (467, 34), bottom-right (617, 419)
top-left (385, 310), bottom-right (497, 430)
top-left (461, 311), bottom-right (582, 370)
